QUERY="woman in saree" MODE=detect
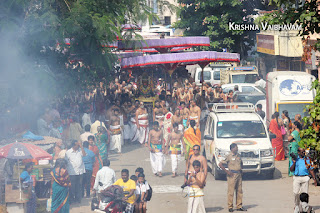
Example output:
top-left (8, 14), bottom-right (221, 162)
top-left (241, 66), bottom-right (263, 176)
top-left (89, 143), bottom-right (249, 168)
top-left (51, 159), bottom-right (71, 213)
top-left (183, 120), bottom-right (201, 160)
top-left (287, 121), bottom-right (302, 176)
top-left (88, 135), bottom-right (103, 188)
top-left (269, 112), bottom-right (285, 161)
top-left (95, 126), bottom-right (109, 161)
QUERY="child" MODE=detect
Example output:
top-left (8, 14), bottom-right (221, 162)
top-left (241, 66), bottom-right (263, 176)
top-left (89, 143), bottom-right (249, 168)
top-left (294, 193), bottom-right (314, 213)
top-left (134, 173), bottom-right (147, 213)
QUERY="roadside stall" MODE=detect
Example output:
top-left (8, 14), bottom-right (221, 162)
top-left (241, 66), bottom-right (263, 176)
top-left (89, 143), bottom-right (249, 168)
top-left (0, 141), bottom-right (52, 213)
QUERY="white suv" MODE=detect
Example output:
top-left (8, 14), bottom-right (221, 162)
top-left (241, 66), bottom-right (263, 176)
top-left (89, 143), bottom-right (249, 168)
top-left (202, 103), bottom-right (275, 180)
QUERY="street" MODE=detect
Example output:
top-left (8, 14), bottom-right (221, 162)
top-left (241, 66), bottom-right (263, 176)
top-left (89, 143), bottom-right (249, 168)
top-left (70, 143), bottom-right (320, 213)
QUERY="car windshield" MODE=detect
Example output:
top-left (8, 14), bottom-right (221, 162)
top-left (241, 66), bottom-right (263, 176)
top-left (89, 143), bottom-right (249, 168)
top-left (235, 94), bottom-right (265, 105)
top-left (217, 120), bottom-right (267, 138)
top-left (232, 74), bottom-right (258, 83)
top-left (214, 71), bottom-right (220, 80)
top-left (198, 71), bottom-right (211, 81)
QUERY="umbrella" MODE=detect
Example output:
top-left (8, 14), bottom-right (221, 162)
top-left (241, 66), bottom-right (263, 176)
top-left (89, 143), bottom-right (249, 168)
top-left (121, 51), bottom-right (240, 73)
top-left (123, 46), bottom-right (191, 53)
top-left (0, 141), bottom-right (52, 200)
top-left (118, 36), bottom-right (210, 53)
top-left (121, 51), bottom-right (240, 91)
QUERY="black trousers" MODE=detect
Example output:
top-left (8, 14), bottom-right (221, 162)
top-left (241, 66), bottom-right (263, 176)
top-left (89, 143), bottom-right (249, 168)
top-left (82, 170), bottom-right (93, 197)
top-left (70, 174), bottom-right (83, 203)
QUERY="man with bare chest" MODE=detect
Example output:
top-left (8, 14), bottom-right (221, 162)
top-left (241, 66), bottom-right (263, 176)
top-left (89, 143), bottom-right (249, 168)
top-left (153, 100), bottom-right (165, 128)
top-left (179, 88), bottom-right (189, 104)
top-left (189, 100), bottom-right (201, 127)
top-left (180, 102), bottom-right (190, 129)
top-left (171, 109), bottom-right (184, 132)
top-left (109, 108), bottom-right (122, 153)
top-left (133, 102), bottom-right (149, 145)
top-left (184, 145), bottom-right (208, 184)
top-left (148, 122), bottom-right (166, 177)
top-left (168, 123), bottom-right (184, 177)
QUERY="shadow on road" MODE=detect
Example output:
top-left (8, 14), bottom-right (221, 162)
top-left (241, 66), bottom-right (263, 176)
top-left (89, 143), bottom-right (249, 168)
top-left (312, 205), bottom-right (320, 210)
top-left (243, 204), bottom-right (258, 210)
top-left (205, 206), bottom-right (224, 212)
top-left (121, 143), bottom-right (145, 154)
top-left (242, 168), bottom-right (282, 181)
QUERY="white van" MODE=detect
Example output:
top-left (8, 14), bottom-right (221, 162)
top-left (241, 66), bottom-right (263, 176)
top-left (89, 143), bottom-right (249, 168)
top-left (194, 67), bottom-right (220, 86)
top-left (203, 103), bottom-right (275, 180)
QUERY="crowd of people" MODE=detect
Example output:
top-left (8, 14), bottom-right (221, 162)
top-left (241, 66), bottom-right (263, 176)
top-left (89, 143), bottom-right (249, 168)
top-left (19, 74), bottom-right (315, 213)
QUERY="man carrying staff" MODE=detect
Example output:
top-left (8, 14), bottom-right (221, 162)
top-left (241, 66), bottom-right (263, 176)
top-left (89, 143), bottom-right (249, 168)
top-left (148, 121), bottom-right (166, 177)
top-left (180, 102), bottom-right (190, 130)
top-left (189, 100), bottom-right (201, 127)
top-left (109, 108), bottom-right (122, 153)
top-left (168, 123), bottom-right (184, 177)
top-left (153, 100), bottom-right (165, 128)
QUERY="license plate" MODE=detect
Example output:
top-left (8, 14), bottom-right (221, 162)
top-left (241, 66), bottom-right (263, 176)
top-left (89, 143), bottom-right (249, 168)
top-left (243, 161), bottom-right (257, 165)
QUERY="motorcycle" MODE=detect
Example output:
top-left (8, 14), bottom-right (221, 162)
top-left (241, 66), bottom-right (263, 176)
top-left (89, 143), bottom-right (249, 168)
top-left (92, 185), bottom-right (127, 213)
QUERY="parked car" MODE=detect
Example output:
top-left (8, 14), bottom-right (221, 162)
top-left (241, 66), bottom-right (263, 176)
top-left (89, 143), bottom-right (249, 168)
top-left (221, 83), bottom-right (265, 94)
top-left (233, 92), bottom-right (266, 105)
top-left (195, 67), bottom-right (220, 86)
top-left (203, 103), bottom-right (275, 180)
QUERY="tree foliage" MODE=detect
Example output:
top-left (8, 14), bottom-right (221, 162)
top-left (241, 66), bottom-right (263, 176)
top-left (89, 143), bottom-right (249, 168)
top-left (258, 0), bottom-right (320, 151)
top-left (257, 0), bottom-right (320, 60)
top-left (0, 0), bottom-right (156, 109)
top-left (174, 0), bottom-right (267, 58)
top-left (300, 80), bottom-right (320, 151)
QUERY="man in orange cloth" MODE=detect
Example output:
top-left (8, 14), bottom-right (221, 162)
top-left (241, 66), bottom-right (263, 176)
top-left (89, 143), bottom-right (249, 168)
top-left (183, 120), bottom-right (201, 160)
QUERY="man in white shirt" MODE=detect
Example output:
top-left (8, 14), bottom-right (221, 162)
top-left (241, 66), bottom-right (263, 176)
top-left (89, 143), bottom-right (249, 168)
top-left (65, 140), bottom-right (86, 203)
top-left (93, 159), bottom-right (116, 195)
top-left (82, 108), bottom-right (92, 128)
top-left (80, 124), bottom-right (94, 142)
top-left (255, 75), bottom-right (266, 89)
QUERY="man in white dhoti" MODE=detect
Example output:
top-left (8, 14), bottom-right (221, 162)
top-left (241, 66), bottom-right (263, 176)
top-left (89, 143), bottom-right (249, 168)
top-left (134, 102), bottom-right (149, 145)
top-left (123, 101), bottom-right (133, 145)
top-left (153, 100), bottom-right (165, 128)
top-left (186, 160), bottom-right (206, 213)
top-left (163, 107), bottom-right (173, 146)
top-left (168, 123), bottom-right (184, 177)
top-left (109, 108), bottom-right (122, 153)
top-left (171, 109), bottom-right (184, 133)
top-left (130, 100), bottom-right (140, 143)
top-left (148, 121), bottom-right (166, 177)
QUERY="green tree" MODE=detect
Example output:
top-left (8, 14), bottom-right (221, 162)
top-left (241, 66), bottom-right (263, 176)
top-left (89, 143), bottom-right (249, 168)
top-left (0, 0), bottom-right (155, 106)
top-left (258, 0), bottom-right (320, 151)
top-left (174, 0), bottom-right (267, 58)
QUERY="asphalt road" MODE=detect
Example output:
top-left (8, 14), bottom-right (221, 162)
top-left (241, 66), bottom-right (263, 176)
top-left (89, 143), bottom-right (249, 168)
top-left (70, 143), bottom-right (320, 213)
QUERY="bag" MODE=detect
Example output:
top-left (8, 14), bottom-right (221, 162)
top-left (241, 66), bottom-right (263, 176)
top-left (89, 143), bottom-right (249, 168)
top-left (280, 126), bottom-right (286, 135)
top-left (146, 184), bottom-right (152, 201)
top-left (298, 204), bottom-right (313, 213)
top-left (101, 185), bottom-right (124, 200)
top-left (91, 197), bottom-right (99, 211)
top-left (46, 197), bottom-right (52, 212)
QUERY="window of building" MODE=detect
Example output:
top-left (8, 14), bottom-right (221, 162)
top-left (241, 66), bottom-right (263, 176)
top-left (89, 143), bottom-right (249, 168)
top-left (164, 16), bottom-right (171, 25)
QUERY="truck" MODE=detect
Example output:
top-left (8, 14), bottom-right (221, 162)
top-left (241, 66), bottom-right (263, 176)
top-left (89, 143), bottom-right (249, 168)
top-left (203, 103), bottom-right (275, 180)
top-left (266, 71), bottom-right (316, 124)
top-left (194, 63), bottom-right (234, 86)
top-left (220, 66), bottom-right (259, 85)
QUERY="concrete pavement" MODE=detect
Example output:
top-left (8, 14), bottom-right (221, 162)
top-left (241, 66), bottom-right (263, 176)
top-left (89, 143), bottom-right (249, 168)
top-left (70, 143), bottom-right (320, 213)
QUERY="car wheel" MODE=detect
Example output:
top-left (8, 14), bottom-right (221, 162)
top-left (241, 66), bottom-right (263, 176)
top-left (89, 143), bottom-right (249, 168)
top-left (263, 169), bottom-right (274, 179)
top-left (212, 159), bottom-right (223, 180)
